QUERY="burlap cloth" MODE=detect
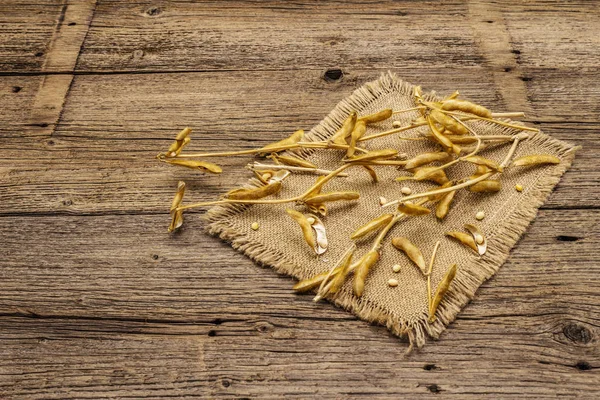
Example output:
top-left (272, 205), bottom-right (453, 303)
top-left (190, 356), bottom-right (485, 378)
top-left (205, 72), bottom-right (578, 350)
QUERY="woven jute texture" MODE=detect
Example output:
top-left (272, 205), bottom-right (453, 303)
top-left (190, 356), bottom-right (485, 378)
top-left (206, 72), bottom-right (578, 350)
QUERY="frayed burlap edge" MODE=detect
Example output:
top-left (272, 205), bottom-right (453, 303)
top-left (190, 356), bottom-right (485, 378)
top-left (204, 71), bottom-right (579, 352)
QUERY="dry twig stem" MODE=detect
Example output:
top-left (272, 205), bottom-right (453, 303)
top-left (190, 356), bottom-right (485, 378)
top-left (250, 162), bottom-right (349, 177)
top-left (426, 241), bottom-right (442, 315)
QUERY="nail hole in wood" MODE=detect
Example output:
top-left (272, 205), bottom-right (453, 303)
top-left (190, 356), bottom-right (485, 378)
top-left (511, 49), bottom-right (521, 55)
top-left (152, 254), bottom-right (159, 260)
top-left (324, 68), bottom-right (343, 82)
top-left (38, 123), bottom-right (49, 128)
top-left (208, 330), bottom-right (216, 337)
top-left (575, 361), bottom-right (592, 371)
top-left (520, 76), bottom-right (533, 82)
top-left (68, 22), bottom-right (76, 26)
top-left (213, 318), bottom-right (223, 325)
top-left (62, 199), bottom-right (73, 206)
top-left (423, 364), bottom-right (438, 371)
top-left (427, 384), bottom-right (441, 393)
top-left (12, 86), bottom-right (22, 93)
top-left (35, 52), bottom-right (44, 57)
top-left (485, 20), bottom-right (494, 23)
top-left (504, 67), bottom-right (512, 72)
top-left (556, 235), bottom-right (579, 242)
top-left (47, 139), bottom-right (55, 146)
top-left (222, 379), bottom-right (231, 388)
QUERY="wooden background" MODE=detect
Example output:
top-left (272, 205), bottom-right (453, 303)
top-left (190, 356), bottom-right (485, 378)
top-left (1, 0), bottom-right (599, 398)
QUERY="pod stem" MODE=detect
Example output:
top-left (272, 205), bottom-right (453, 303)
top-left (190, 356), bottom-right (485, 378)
top-left (427, 241), bottom-right (442, 315)
top-left (250, 162), bottom-right (349, 177)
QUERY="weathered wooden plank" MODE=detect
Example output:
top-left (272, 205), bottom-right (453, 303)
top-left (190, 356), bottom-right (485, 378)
top-left (0, 209), bottom-right (598, 398)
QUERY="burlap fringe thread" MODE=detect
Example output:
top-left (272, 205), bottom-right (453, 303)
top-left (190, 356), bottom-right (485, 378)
top-left (205, 72), bottom-right (579, 352)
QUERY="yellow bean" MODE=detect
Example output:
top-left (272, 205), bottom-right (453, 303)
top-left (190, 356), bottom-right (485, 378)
top-left (435, 190), bottom-right (456, 220)
top-left (328, 249), bottom-right (356, 294)
top-left (391, 237), bottom-right (427, 274)
top-left (293, 270), bottom-right (335, 292)
top-left (427, 116), bottom-right (461, 154)
top-left (305, 191), bottom-right (360, 204)
top-left (429, 264), bottom-right (457, 323)
top-left (346, 120), bottom-right (367, 158)
top-left (330, 111), bottom-right (357, 145)
top-left (272, 154), bottom-right (317, 169)
top-left (227, 181), bottom-right (282, 200)
top-left (397, 202), bottom-right (431, 216)
top-left (464, 155), bottom-right (503, 172)
top-left (512, 154), bottom-right (561, 167)
top-left (430, 110), bottom-right (469, 135)
top-left (408, 166), bottom-right (450, 185)
top-left (468, 180), bottom-right (501, 193)
top-left (405, 152), bottom-right (452, 170)
top-left (286, 209), bottom-right (316, 253)
top-left (358, 108), bottom-right (393, 124)
top-left (353, 250), bottom-right (380, 297)
top-left (351, 214), bottom-right (394, 240)
top-left (261, 129), bottom-right (304, 151)
top-left (345, 149), bottom-right (398, 163)
top-left (446, 231), bottom-right (478, 253)
top-left (441, 99), bottom-right (492, 118)
top-left (165, 159), bottom-right (223, 174)
top-left (175, 127), bottom-right (192, 141)
top-left (168, 181), bottom-right (186, 233)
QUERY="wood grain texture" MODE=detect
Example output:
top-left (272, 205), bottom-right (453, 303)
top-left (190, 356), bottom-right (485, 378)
top-left (1, 0), bottom-right (599, 398)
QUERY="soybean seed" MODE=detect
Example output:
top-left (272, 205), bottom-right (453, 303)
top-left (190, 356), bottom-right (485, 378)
top-left (307, 217), bottom-right (316, 225)
top-left (388, 278), bottom-right (399, 287)
top-left (515, 184), bottom-right (524, 192)
top-left (392, 120), bottom-right (402, 128)
top-left (251, 222), bottom-right (259, 230)
top-left (379, 196), bottom-right (388, 206)
top-left (392, 264), bottom-right (402, 273)
top-left (401, 186), bottom-right (412, 195)
top-left (476, 211), bottom-right (485, 220)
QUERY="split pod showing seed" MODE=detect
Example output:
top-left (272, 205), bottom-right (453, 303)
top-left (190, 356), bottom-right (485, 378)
top-left (227, 181), bottom-right (282, 200)
top-left (391, 237), bottom-right (427, 275)
top-left (270, 154), bottom-right (317, 169)
top-left (286, 209), bottom-right (316, 253)
top-left (441, 99), bottom-right (492, 118)
top-left (165, 159), bottom-right (223, 174)
top-left (330, 111), bottom-right (357, 145)
top-left (430, 110), bottom-right (469, 135)
top-left (358, 108), bottom-right (393, 124)
top-left (404, 152), bottom-right (452, 170)
top-left (429, 264), bottom-right (457, 323)
top-left (446, 231), bottom-right (478, 253)
top-left (467, 180), bottom-right (501, 193)
top-left (464, 156), bottom-right (503, 172)
top-left (435, 189), bottom-right (456, 220)
top-left (305, 191), bottom-right (360, 205)
top-left (168, 181), bottom-right (186, 233)
top-left (397, 202), bottom-right (431, 216)
top-left (346, 120), bottom-right (366, 158)
top-left (351, 213), bottom-right (394, 240)
top-left (464, 223), bottom-right (487, 255)
top-left (345, 149), bottom-right (399, 163)
top-left (261, 129), bottom-right (304, 152)
top-left (511, 154), bottom-right (561, 167)
top-left (353, 250), bottom-right (380, 297)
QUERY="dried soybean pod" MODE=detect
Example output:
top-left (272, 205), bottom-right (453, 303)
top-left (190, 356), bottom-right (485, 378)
top-left (346, 120), bottom-right (367, 158)
top-left (168, 181), bottom-right (186, 233)
top-left (441, 99), bottom-right (492, 118)
top-left (293, 271), bottom-right (332, 292)
top-left (345, 148), bottom-right (398, 163)
top-left (405, 152), bottom-right (452, 170)
top-left (468, 180), bottom-right (501, 193)
top-left (430, 110), bottom-right (469, 135)
top-left (363, 165), bottom-right (378, 183)
top-left (328, 249), bottom-right (356, 294)
top-left (436, 189), bottom-right (456, 220)
top-left (227, 181), bottom-right (282, 200)
top-left (165, 159), bottom-right (223, 174)
top-left (397, 202), bottom-right (431, 216)
top-left (427, 116), bottom-right (461, 155)
top-left (351, 213), bottom-right (394, 240)
top-left (272, 154), bottom-right (318, 169)
top-left (446, 231), bottom-right (478, 253)
top-left (443, 135), bottom-right (478, 144)
top-left (305, 191), bottom-right (360, 204)
top-left (428, 181), bottom-right (455, 202)
top-left (286, 209), bottom-right (316, 253)
top-left (261, 129), bottom-right (304, 151)
top-left (412, 166), bottom-right (450, 185)
top-left (175, 127), bottom-right (192, 141)
top-left (170, 181), bottom-right (186, 213)
top-left (464, 155), bottom-right (503, 172)
top-left (464, 223), bottom-right (487, 255)
top-left (473, 165), bottom-right (493, 177)
top-left (173, 136), bottom-right (191, 156)
top-left (512, 154), bottom-right (561, 167)
top-left (358, 108), bottom-right (393, 124)
top-left (391, 237), bottom-right (427, 274)
top-left (330, 111), bottom-right (357, 145)
top-left (353, 250), bottom-right (380, 297)
top-left (429, 264), bottom-right (458, 323)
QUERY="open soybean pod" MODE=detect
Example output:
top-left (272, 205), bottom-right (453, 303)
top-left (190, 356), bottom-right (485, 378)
top-left (435, 189), bottom-right (456, 220)
top-left (272, 154), bottom-right (317, 169)
top-left (286, 209), bottom-right (316, 253)
top-left (227, 181), bottom-right (282, 200)
top-left (446, 231), bottom-right (478, 253)
top-left (468, 179), bottom-right (501, 193)
top-left (165, 159), bottom-right (223, 174)
top-left (441, 99), bottom-right (492, 118)
top-left (464, 155), bottom-right (503, 172)
top-left (346, 149), bottom-right (398, 163)
top-left (351, 213), bottom-right (394, 240)
top-left (328, 248), bottom-right (356, 295)
top-left (427, 117), bottom-right (461, 155)
top-left (397, 202), bottom-right (431, 216)
top-left (391, 237), bottom-right (427, 275)
top-left (261, 129), bottom-right (304, 152)
top-left (330, 111), bottom-right (358, 145)
top-left (346, 120), bottom-right (367, 158)
top-left (353, 250), bottom-right (380, 297)
top-left (168, 181), bottom-right (186, 233)
top-left (405, 152), bottom-right (452, 170)
top-left (512, 154), bottom-right (561, 167)
top-left (358, 108), bottom-right (393, 124)
top-left (305, 191), bottom-right (360, 205)
top-left (430, 110), bottom-right (469, 135)
top-left (308, 203), bottom-right (327, 217)
top-left (429, 264), bottom-right (458, 323)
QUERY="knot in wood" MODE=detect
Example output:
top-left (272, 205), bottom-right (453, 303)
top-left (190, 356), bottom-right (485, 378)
top-left (563, 323), bottom-right (592, 344)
